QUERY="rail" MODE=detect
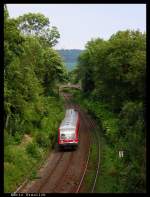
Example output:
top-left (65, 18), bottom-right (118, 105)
top-left (75, 112), bottom-right (101, 193)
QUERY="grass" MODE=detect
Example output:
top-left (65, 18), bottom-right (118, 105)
top-left (95, 135), bottom-right (124, 193)
top-left (4, 145), bottom-right (38, 192)
top-left (4, 140), bottom-right (48, 192)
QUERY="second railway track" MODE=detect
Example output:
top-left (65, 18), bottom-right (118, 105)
top-left (74, 109), bottom-right (101, 193)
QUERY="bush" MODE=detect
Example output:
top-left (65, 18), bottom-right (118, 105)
top-left (35, 132), bottom-right (50, 148)
top-left (4, 130), bottom-right (15, 146)
top-left (49, 132), bottom-right (56, 148)
top-left (4, 145), bottom-right (37, 192)
top-left (4, 146), bottom-right (14, 163)
top-left (13, 132), bottom-right (23, 144)
top-left (26, 142), bottom-right (41, 159)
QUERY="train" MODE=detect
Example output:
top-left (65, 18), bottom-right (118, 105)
top-left (58, 108), bottom-right (80, 149)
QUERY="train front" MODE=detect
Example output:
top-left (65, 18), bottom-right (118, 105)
top-left (58, 109), bottom-right (79, 149)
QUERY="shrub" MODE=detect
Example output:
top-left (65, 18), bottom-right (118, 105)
top-left (49, 132), bottom-right (56, 148)
top-left (35, 132), bottom-right (50, 148)
top-left (13, 132), bottom-right (23, 144)
top-left (4, 130), bottom-right (15, 146)
top-left (4, 146), bottom-right (14, 163)
top-left (26, 142), bottom-right (40, 159)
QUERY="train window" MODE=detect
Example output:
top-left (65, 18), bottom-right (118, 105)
top-left (61, 134), bottom-right (65, 139)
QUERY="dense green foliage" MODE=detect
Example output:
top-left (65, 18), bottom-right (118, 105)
top-left (4, 4), bottom-right (146, 193)
top-left (4, 6), bottom-right (66, 192)
top-left (75, 30), bottom-right (146, 192)
top-left (57, 49), bottom-right (83, 70)
top-left (73, 91), bottom-right (145, 193)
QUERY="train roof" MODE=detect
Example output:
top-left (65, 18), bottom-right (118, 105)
top-left (59, 109), bottom-right (78, 130)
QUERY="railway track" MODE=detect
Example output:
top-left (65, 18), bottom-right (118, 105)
top-left (44, 93), bottom-right (91, 193)
top-left (74, 111), bottom-right (101, 193)
top-left (15, 92), bottom-right (100, 193)
top-left (39, 151), bottom-right (75, 193)
top-left (88, 116), bottom-right (101, 193)
top-left (60, 93), bottom-right (92, 193)
top-left (74, 110), bottom-right (91, 193)
top-left (15, 151), bottom-right (65, 193)
top-left (64, 93), bottom-right (101, 193)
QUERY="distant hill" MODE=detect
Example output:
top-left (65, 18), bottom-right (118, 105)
top-left (57, 49), bottom-right (83, 71)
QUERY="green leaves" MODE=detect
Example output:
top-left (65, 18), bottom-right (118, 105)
top-left (39, 26), bottom-right (60, 47)
top-left (17, 13), bottom-right (50, 35)
top-left (16, 13), bottom-right (60, 47)
top-left (4, 7), bottom-right (67, 134)
top-left (78, 30), bottom-right (146, 112)
top-left (76, 29), bottom-right (146, 192)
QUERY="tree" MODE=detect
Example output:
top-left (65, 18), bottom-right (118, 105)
top-left (77, 38), bottom-right (107, 95)
top-left (78, 30), bottom-right (146, 110)
top-left (17, 13), bottom-right (49, 35)
top-left (43, 48), bottom-right (67, 95)
top-left (16, 13), bottom-right (60, 47)
top-left (77, 30), bottom-right (146, 192)
top-left (4, 8), bottom-right (67, 134)
top-left (4, 7), bottom-right (25, 69)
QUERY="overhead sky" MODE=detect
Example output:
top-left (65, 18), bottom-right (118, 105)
top-left (7, 4), bottom-right (146, 49)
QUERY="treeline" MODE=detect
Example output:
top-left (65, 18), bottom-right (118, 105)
top-left (76, 30), bottom-right (146, 192)
top-left (4, 6), bottom-right (67, 192)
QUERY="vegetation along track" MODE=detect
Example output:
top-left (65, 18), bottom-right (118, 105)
top-left (16, 92), bottom-right (100, 193)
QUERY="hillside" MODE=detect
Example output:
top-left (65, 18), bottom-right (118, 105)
top-left (57, 49), bottom-right (83, 70)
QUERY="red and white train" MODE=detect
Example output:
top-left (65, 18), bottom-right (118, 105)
top-left (58, 108), bottom-right (80, 149)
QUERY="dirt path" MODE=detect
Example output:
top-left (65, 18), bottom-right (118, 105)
top-left (18, 93), bottom-right (93, 193)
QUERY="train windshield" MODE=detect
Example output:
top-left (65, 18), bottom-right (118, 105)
top-left (60, 131), bottom-right (75, 140)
